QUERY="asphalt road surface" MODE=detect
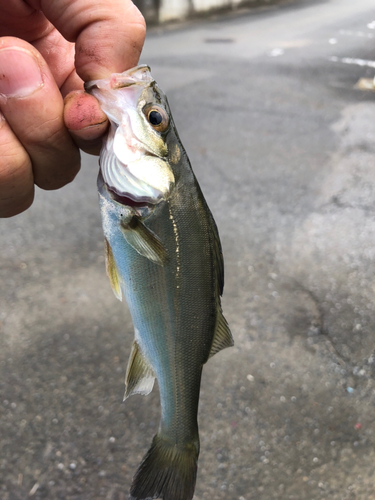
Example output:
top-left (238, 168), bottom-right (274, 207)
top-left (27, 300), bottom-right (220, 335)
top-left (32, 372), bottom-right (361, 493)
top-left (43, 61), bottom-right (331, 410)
top-left (2, 0), bottom-right (375, 498)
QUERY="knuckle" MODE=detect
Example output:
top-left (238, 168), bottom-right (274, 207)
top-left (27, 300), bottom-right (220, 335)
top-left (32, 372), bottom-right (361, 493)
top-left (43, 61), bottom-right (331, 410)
top-left (129, 14), bottom-right (146, 49)
top-left (31, 116), bottom-right (63, 147)
top-left (132, 9), bottom-right (147, 34)
top-left (0, 149), bottom-right (34, 218)
top-left (0, 139), bottom-right (30, 180)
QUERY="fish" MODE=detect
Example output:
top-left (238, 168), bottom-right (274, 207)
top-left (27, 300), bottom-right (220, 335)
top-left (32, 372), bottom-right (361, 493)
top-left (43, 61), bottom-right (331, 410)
top-left (85, 65), bottom-right (233, 500)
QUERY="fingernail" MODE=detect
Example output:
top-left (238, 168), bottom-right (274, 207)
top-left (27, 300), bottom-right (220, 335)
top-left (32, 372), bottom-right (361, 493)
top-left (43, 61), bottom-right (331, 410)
top-left (0, 47), bottom-right (43, 98)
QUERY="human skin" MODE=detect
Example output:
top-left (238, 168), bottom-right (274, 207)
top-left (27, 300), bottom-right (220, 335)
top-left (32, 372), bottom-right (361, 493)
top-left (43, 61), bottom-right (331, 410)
top-left (0, 0), bottom-right (146, 217)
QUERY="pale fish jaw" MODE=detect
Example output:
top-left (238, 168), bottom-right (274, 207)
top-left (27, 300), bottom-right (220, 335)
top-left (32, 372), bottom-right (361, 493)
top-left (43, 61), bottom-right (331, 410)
top-left (85, 66), bottom-right (154, 129)
top-left (85, 65), bottom-right (153, 93)
top-left (85, 65), bottom-right (167, 160)
top-left (113, 118), bottom-right (144, 165)
top-left (95, 91), bottom-right (168, 170)
top-left (100, 138), bottom-right (174, 204)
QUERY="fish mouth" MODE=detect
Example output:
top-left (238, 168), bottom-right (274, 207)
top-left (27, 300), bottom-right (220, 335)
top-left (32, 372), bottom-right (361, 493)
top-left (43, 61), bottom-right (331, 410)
top-left (98, 172), bottom-right (156, 212)
top-left (107, 184), bottom-right (156, 209)
top-left (85, 65), bottom-right (153, 92)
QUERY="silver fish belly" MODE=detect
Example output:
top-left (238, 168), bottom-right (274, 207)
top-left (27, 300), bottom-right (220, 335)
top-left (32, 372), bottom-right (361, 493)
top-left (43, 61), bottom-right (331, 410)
top-left (85, 65), bottom-right (233, 500)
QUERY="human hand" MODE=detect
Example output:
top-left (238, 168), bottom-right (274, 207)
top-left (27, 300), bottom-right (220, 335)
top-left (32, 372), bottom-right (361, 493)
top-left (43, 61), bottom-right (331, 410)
top-left (0, 0), bottom-right (146, 217)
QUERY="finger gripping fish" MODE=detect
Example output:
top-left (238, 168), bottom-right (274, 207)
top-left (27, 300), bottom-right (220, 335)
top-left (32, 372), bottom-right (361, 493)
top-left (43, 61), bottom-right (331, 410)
top-left (85, 65), bottom-right (233, 500)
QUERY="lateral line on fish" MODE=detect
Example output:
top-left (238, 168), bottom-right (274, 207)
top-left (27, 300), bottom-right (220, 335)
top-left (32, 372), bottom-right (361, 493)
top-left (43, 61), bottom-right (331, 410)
top-left (168, 202), bottom-right (181, 438)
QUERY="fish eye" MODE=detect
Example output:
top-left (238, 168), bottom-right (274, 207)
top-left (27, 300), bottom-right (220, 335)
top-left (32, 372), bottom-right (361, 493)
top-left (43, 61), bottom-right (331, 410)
top-left (143, 105), bottom-right (169, 133)
top-left (149, 110), bottom-right (162, 125)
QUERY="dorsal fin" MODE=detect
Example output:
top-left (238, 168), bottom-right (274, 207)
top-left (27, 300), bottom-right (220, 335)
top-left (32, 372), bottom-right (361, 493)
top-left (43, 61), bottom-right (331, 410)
top-left (204, 196), bottom-right (233, 359)
top-left (196, 180), bottom-right (225, 295)
top-left (104, 238), bottom-right (122, 301)
top-left (124, 340), bottom-right (155, 400)
top-left (208, 309), bottom-right (234, 360)
top-left (208, 210), bottom-right (224, 296)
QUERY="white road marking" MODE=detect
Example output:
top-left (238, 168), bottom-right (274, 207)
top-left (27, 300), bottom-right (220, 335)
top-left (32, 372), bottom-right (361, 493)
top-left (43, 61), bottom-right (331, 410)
top-left (330, 56), bottom-right (375, 68)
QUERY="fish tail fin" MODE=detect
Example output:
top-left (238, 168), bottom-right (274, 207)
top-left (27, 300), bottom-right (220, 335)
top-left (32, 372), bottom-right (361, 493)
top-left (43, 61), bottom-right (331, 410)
top-left (129, 434), bottom-right (199, 500)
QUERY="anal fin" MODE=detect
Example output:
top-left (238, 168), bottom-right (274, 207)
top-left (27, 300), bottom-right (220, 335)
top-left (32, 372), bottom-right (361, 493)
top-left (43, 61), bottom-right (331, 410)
top-left (104, 238), bottom-right (122, 301)
top-left (124, 340), bottom-right (155, 400)
top-left (208, 310), bottom-right (234, 360)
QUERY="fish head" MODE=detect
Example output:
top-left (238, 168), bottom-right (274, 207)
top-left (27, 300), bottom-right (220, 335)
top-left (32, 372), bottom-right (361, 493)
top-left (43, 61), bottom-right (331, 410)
top-left (85, 65), bottom-right (175, 207)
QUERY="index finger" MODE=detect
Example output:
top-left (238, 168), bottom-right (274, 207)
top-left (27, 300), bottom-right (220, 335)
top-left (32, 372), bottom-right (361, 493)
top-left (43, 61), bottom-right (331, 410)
top-left (27, 0), bottom-right (146, 81)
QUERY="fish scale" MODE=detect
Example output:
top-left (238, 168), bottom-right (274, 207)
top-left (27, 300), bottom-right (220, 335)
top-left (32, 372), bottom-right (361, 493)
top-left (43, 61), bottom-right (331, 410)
top-left (86, 65), bottom-right (233, 500)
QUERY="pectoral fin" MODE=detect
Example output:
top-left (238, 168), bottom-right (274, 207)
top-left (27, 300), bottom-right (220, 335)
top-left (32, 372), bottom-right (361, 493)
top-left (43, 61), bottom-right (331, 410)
top-left (120, 214), bottom-right (168, 266)
top-left (124, 341), bottom-right (155, 400)
top-left (104, 238), bottom-right (122, 301)
top-left (208, 310), bottom-right (234, 360)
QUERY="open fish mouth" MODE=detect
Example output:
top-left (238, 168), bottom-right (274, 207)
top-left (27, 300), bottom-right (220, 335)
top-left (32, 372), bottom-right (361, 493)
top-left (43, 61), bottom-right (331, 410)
top-left (86, 65), bottom-right (174, 206)
top-left (84, 65), bottom-right (154, 92)
top-left (106, 184), bottom-right (157, 208)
